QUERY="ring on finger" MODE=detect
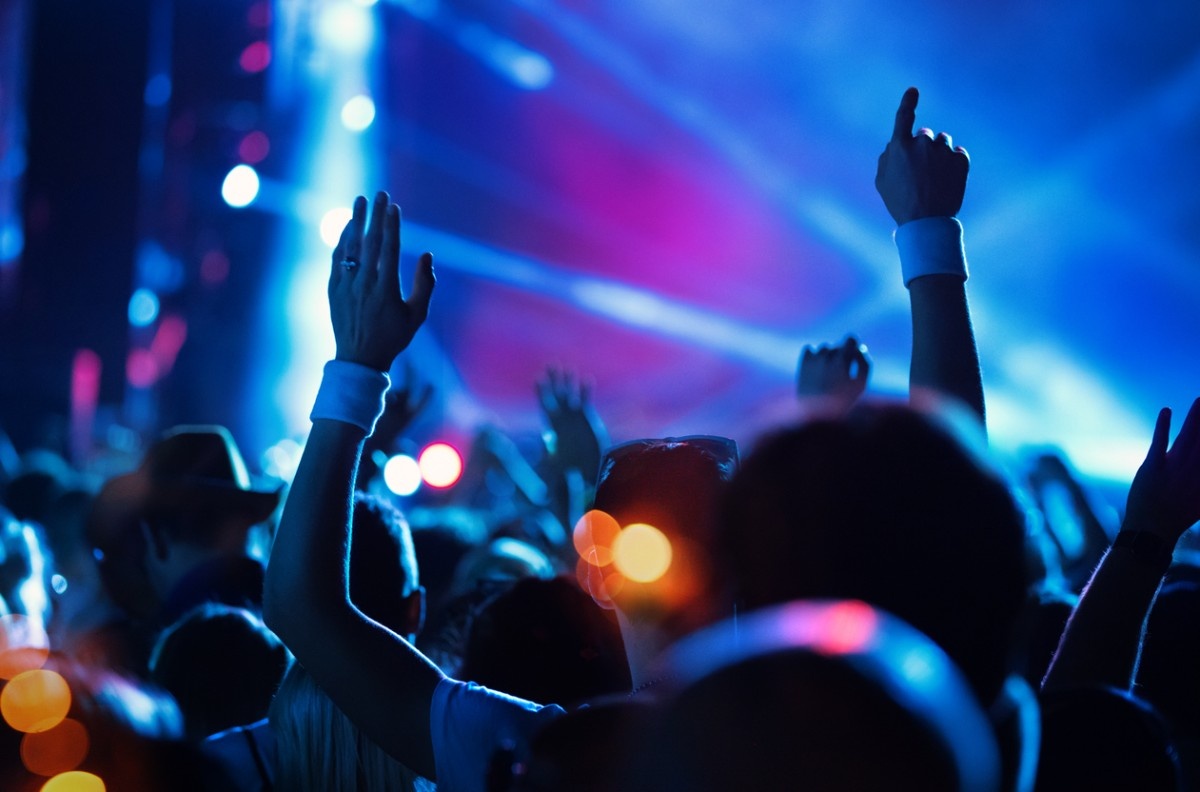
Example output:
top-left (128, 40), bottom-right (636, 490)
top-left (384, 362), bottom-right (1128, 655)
top-left (341, 258), bottom-right (359, 270)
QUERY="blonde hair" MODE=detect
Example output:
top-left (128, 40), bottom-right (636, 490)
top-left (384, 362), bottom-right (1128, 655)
top-left (270, 661), bottom-right (430, 792)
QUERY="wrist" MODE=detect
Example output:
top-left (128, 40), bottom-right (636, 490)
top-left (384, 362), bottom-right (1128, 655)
top-left (894, 216), bottom-right (968, 288)
top-left (1111, 529), bottom-right (1174, 572)
top-left (310, 360), bottom-right (391, 435)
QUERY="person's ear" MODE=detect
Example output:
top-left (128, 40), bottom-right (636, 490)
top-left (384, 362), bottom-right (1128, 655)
top-left (404, 585), bottom-right (427, 640)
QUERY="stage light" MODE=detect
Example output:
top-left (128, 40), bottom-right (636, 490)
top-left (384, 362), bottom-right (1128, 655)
top-left (143, 73), bottom-right (171, 107)
top-left (21, 718), bottom-right (89, 776)
top-left (1, 669), bottom-right (71, 733)
top-left (573, 509), bottom-right (619, 567)
top-left (611, 523), bottom-right (672, 583)
top-left (0, 614), bottom-right (50, 680)
top-left (126, 350), bottom-right (159, 389)
top-left (340, 95), bottom-right (376, 132)
top-left (127, 288), bottom-right (159, 328)
top-left (238, 131), bottom-right (270, 164)
top-left (221, 165), bottom-right (260, 208)
top-left (320, 207), bottom-right (353, 247)
top-left (239, 41), bottom-right (272, 73)
top-left (0, 221), bottom-right (23, 263)
top-left (418, 443), bottom-right (463, 489)
top-left (316, 3), bottom-right (375, 55)
top-left (383, 454), bottom-right (422, 496)
top-left (39, 772), bottom-right (106, 792)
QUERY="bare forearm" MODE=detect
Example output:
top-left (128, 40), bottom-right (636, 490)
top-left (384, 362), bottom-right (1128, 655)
top-left (1041, 543), bottom-right (1166, 692)
top-left (909, 275), bottom-right (985, 425)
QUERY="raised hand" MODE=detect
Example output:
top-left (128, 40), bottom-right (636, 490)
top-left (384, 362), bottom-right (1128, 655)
top-left (536, 367), bottom-right (609, 483)
top-left (330, 192), bottom-right (435, 372)
top-left (875, 87), bottom-right (970, 225)
top-left (797, 336), bottom-right (871, 405)
top-left (1124, 398), bottom-right (1200, 544)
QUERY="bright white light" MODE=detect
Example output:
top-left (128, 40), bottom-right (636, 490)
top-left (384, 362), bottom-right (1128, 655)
top-left (340, 95), bottom-right (377, 132)
top-left (506, 52), bottom-right (554, 90)
top-left (353, 0), bottom-right (379, 6)
top-left (320, 207), bottom-right (354, 247)
top-left (128, 288), bottom-right (160, 327)
top-left (383, 454), bottom-right (422, 496)
top-left (316, 3), bottom-right (375, 55)
top-left (221, 164), bottom-right (260, 208)
top-left (419, 443), bottom-right (463, 489)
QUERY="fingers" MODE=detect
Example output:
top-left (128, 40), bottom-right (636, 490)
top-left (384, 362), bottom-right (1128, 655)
top-left (1145, 407), bottom-right (1172, 465)
top-left (407, 252), bottom-right (435, 323)
top-left (379, 203), bottom-right (400, 295)
top-left (363, 191), bottom-right (388, 273)
top-left (934, 131), bottom-right (953, 149)
top-left (1172, 397), bottom-right (1200, 463)
top-left (892, 87), bottom-right (918, 142)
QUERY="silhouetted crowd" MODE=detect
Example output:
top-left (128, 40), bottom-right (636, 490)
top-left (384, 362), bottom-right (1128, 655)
top-left (1, 88), bottom-right (1197, 791)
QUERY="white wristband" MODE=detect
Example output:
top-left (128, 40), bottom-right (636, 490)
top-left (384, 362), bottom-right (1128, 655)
top-left (894, 216), bottom-right (968, 288)
top-left (310, 360), bottom-right (390, 435)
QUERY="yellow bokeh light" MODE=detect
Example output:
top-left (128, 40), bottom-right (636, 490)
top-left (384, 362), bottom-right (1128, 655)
top-left (40, 771), bottom-right (106, 792)
top-left (2, 669), bottom-right (72, 733)
top-left (611, 523), bottom-right (672, 583)
top-left (22, 717), bottom-right (89, 776)
top-left (0, 614), bottom-right (51, 680)
top-left (572, 509), bottom-right (620, 567)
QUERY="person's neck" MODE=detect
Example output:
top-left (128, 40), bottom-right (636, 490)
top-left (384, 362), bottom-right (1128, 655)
top-left (616, 610), bottom-right (673, 691)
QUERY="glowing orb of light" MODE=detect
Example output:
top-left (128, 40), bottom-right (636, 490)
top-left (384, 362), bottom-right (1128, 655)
top-left (383, 454), bottom-right (422, 496)
top-left (21, 717), bottom-right (89, 776)
top-left (572, 509), bottom-right (620, 567)
top-left (418, 443), bottom-right (463, 489)
top-left (0, 614), bottom-right (51, 679)
top-left (320, 207), bottom-right (353, 248)
top-left (127, 288), bottom-right (159, 328)
top-left (221, 165), bottom-right (260, 208)
top-left (340, 95), bottom-right (376, 132)
top-left (612, 523), bottom-right (672, 584)
top-left (40, 771), bottom-right (106, 792)
top-left (1, 669), bottom-right (72, 733)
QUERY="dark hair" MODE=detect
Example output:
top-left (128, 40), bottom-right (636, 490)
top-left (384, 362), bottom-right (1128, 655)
top-left (350, 492), bottom-right (419, 634)
top-left (717, 403), bottom-right (1027, 703)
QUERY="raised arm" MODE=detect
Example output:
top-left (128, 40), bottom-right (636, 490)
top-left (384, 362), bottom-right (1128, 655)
top-left (875, 88), bottom-right (985, 425)
top-left (1043, 398), bottom-right (1200, 691)
top-left (262, 192), bottom-right (442, 778)
top-left (797, 335), bottom-right (871, 415)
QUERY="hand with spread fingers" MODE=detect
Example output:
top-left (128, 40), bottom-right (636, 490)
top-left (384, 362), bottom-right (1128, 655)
top-left (875, 87), bottom-right (971, 225)
top-left (537, 367), bottom-right (609, 483)
top-left (330, 192), bottom-right (436, 372)
top-left (797, 336), bottom-right (871, 406)
top-left (1125, 398), bottom-right (1200, 545)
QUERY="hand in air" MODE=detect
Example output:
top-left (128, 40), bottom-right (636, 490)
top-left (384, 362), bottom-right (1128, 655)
top-left (875, 87), bottom-right (970, 225)
top-left (1125, 398), bottom-right (1200, 544)
top-left (537, 367), bottom-right (608, 479)
top-left (329, 192), bottom-right (435, 372)
top-left (797, 336), bottom-right (871, 406)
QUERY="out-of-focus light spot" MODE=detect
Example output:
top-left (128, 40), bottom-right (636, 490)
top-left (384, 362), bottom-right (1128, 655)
top-left (419, 443), bottom-right (463, 489)
top-left (50, 575), bottom-right (67, 595)
top-left (135, 241), bottom-right (185, 294)
top-left (575, 556), bottom-right (622, 608)
top-left (126, 350), bottom-right (160, 389)
top-left (393, 0), bottom-right (438, 19)
top-left (1, 669), bottom-right (72, 733)
top-left (0, 221), bottom-right (24, 263)
top-left (200, 250), bottom-right (230, 285)
top-left (316, 3), bottom-right (375, 55)
top-left (0, 614), bottom-right (50, 680)
top-left (21, 718), bottom-right (89, 776)
top-left (238, 131), bottom-right (270, 164)
top-left (383, 454), bottom-right (422, 496)
top-left (814, 600), bottom-right (879, 655)
top-left (900, 647), bottom-right (938, 686)
top-left (221, 164), bottom-right (260, 208)
top-left (40, 771), bottom-right (106, 792)
top-left (573, 509), bottom-right (620, 567)
top-left (320, 207), bottom-right (353, 247)
top-left (246, 0), bottom-right (271, 27)
top-left (149, 315), bottom-right (188, 372)
top-left (239, 41), bottom-right (272, 73)
top-left (143, 73), bottom-right (171, 107)
top-left (127, 288), bottom-right (159, 328)
top-left (612, 523), bottom-right (672, 583)
top-left (354, 0), bottom-right (379, 6)
top-left (506, 52), bottom-right (554, 90)
top-left (263, 439), bottom-right (302, 482)
top-left (340, 95), bottom-right (376, 132)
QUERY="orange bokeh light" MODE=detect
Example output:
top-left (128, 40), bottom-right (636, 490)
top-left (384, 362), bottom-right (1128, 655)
top-left (573, 509), bottom-right (621, 567)
top-left (2, 669), bottom-right (72, 733)
top-left (0, 614), bottom-right (51, 680)
top-left (40, 771), bottom-right (105, 792)
top-left (22, 717), bottom-right (89, 776)
top-left (612, 523), bottom-right (672, 583)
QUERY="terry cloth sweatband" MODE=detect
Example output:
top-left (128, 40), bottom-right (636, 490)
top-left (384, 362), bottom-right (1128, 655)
top-left (310, 360), bottom-right (390, 435)
top-left (894, 216), bottom-right (969, 288)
